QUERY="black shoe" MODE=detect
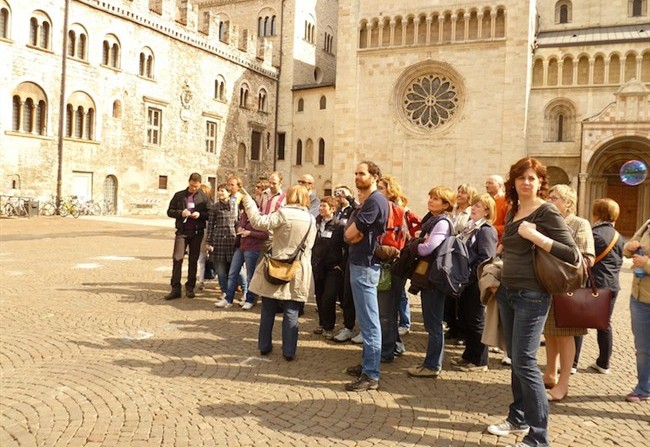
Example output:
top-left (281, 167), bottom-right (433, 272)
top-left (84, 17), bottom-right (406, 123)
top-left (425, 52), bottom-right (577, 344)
top-left (165, 291), bottom-right (181, 300)
top-left (381, 357), bottom-right (394, 364)
top-left (283, 355), bottom-right (294, 361)
top-left (345, 373), bottom-right (379, 391)
top-left (260, 349), bottom-right (272, 356)
top-left (344, 364), bottom-right (363, 377)
top-left (186, 289), bottom-right (195, 298)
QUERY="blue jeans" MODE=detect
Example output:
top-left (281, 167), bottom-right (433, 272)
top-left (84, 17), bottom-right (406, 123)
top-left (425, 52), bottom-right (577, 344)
top-left (630, 296), bottom-right (650, 396)
top-left (225, 249), bottom-right (259, 304)
top-left (215, 260), bottom-right (231, 294)
top-left (399, 287), bottom-right (410, 329)
top-left (349, 263), bottom-right (381, 380)
top-left (258, 297), bottom-right (301, 358)
top-left (420, 287), bottom-right (446, 370)
top-left (498, 286), bottom-right (551, 447)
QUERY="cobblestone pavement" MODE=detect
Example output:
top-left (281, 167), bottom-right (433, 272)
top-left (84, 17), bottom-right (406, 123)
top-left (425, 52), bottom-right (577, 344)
top-left (1, 216), bottom-right (648, 447)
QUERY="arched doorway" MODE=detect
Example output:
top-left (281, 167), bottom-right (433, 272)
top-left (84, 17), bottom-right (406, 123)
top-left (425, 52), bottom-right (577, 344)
top-left (584, 137), bottom-right (650, 237)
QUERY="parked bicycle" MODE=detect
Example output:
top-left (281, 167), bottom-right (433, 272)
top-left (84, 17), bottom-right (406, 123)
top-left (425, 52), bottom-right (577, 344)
top-left (39, 195), bottom-right (57, 216)
top-left (100, 199), bottom-right (116, 215)
top-left (58, 196), bottom-right (81, 218)
top-left (2, 196), bottom-right (28, 217)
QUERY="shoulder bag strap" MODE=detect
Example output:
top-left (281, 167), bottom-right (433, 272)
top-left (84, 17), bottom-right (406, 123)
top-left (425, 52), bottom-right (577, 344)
top-left (594, 231), bottom-right (619, 264)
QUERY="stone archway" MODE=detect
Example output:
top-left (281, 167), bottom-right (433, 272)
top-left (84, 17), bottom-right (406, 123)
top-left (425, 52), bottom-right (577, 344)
top-left (583, 138), bottom-right (650, 237)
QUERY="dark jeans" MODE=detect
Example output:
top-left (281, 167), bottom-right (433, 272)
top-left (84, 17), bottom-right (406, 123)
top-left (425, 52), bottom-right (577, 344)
top-left (421, 287), bottom-right (446, 370)
top-left (459, 281), bottom-right (488, 366)
top-left (498, 286), bottom-right (551, 447)
top-left (258, 297), bottom-right (301, 358)
top-left (380, 273), bottom-right (406, 361)
top-left (170, 230), bottom-right (203, 291)
top-left (315, 267), bottom-right (343, 330)
top-left (574, 291), bottom-right (618, 369)
top-left (339, 262), bottom-right (356, 330)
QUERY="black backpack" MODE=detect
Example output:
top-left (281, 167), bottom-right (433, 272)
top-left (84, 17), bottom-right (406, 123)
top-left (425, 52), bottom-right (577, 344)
top-left (427, 233), bottom-right (471, 298)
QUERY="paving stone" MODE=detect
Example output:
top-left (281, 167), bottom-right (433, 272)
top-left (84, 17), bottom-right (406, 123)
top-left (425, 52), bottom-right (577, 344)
top-left (0, 216), bottom-right (648, 446)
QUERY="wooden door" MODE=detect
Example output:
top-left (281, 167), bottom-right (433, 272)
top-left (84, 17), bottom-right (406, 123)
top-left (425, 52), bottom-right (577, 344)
top-left (606, 183), bottom-right (638, 237)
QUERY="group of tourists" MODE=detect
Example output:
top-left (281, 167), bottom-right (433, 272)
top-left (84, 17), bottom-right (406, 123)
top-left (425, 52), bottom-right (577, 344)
top-left (163, 157), bottom-right (649, 447)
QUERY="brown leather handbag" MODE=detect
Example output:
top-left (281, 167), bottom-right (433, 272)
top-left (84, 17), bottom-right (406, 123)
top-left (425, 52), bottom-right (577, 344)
top-left (532, 245), bottom-right (585, 294)
top-left (553, 262), bottom-right (612, 331)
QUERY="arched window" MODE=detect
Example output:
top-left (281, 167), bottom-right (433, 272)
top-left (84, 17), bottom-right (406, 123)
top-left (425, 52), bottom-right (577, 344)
top-left (214, 76), bottom-right (226, 100)
top-left (297, 97), bottom-right (304, 112)
top-left (68, 24), bottom-right (88, 60)
top-left (593, 55), bottom-right (605, 84)
top-left (318, 139), bottom-right (325, 165)
top-left (562, 56), bottom-right (574, 85)
top-left (239, 83), bottom-right (249, 108)
top-left (29, 10), bottom-right (52, 49)
top-left (102, 34), bottom-right (121, 69)
top-left (319, 95), bottom-right (326, 110)
top-left (258, 88), bottom-right (267, 112)
top-left (112, 99), bottom-right (122, 118)
top-left (547, 58), bottom-right (559, 86)
top-left (11, 82), bottom-right (48, 135)
top-left (219, 20), bottom-right (230, 43)
top-left (296, 140), bottom-right (303, 165)
top-left (139, 47), bottom-right (155, 78)
top-left (544, 99), bottom-right (576, 142)
top-left (625, 53), bottom-right (638, 81)
top-left (641, 51), bottom-right (650, 82)
top-left (271, 16), bottom-right (277, 35)
top-left (555, 1), bottom-right (572, 24)
top-left (65, 91), bottom-right (96, 141)
top-left (609, 54), bottom-right (621, 83)
top-left (0, 3), bottom-right (10, 39)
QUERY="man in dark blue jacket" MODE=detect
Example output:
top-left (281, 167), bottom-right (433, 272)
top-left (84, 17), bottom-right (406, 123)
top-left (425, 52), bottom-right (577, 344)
top-left (165, 173), bottom-right (210, 300)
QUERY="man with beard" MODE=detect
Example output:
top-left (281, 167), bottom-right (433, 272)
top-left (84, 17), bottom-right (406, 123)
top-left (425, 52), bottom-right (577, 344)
top-left (343, 161), bottom-right (389, 391)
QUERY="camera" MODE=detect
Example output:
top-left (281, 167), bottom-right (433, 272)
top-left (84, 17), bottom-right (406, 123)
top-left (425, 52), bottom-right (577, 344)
top-left (334, 189), bottom-right (344, 197)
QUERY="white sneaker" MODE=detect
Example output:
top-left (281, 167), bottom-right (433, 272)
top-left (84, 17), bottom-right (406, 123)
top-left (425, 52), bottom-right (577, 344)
top-left (333, 328), bottom-right (353, 342)
top-left (487, 419), bottom-right (530, 436)
top-left (215, 299), bottom-right (232, 308)
top-left (241, 302), bottom-right (254, 310)
top-left (398, 326), bottom-right (410, 337)
top-left (351, 333), bottom-right (363, 344)
top-left (501, 355), bottom-right (512, 366)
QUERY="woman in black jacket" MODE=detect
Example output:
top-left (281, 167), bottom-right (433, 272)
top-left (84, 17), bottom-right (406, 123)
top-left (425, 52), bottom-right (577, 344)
top-left (573, 198), bottom-right (625, 374)
top-left (311, 196), bottom-right (345, 338)
top-left (452, 193), bottom-right (498, 372)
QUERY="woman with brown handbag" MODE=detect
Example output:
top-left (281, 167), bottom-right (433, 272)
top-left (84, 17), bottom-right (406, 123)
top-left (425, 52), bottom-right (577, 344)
top-left (573, 198), bottom-right (625, 375)
top-left (542, 185), bottom-right (595, 401)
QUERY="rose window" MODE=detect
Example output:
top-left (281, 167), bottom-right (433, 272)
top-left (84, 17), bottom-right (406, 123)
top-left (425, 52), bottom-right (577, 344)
top-left (403, 75), bottom-right (458, 129)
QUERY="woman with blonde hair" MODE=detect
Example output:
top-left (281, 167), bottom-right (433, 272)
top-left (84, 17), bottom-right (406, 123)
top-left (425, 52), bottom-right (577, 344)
top-left (543, 184), bottom-right (595, 401)
top-left (407, 186), bottom-right (456, 378)
top-left (451, 193), bottom-right (497, 372)
top-left (452, 184), bottom-right (478, 233)
top-left (241, 184), bottom-right (316, 361)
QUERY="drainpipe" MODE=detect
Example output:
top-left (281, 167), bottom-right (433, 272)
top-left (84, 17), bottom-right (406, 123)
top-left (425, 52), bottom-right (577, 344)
top-left (272, 0), bottom-right (285, 171)
top-left (56, 0), bottom-right (70, 211)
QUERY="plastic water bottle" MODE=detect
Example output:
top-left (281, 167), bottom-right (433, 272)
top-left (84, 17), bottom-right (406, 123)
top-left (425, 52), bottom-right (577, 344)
top-left (635, 248), bottom-right (648, 279)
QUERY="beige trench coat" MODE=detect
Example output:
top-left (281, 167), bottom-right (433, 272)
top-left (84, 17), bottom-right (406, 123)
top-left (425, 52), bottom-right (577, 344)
top-left (243, 197), bottom-right (316, 302)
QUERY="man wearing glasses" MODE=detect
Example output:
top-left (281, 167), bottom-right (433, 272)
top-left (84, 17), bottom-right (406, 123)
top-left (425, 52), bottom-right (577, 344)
top-left (298, 174), bottom-right (319, 217)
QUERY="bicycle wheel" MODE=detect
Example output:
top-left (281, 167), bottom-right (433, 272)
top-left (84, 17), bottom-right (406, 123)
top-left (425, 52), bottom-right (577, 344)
top-left (71, 206), bottom-right (81, 218)
top-left (58, 204), bottom-right (69, 217)
top-left (3, 203), bottom-right (15, 217)
top-left (41, 203), bottom-right (55, 216)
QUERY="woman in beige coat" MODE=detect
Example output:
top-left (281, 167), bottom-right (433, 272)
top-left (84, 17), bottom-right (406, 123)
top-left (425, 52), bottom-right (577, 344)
top-left (242, 185), bottom-right (316, 361)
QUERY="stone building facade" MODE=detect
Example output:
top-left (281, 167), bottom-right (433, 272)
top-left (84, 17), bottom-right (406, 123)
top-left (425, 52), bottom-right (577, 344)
top-left (1, 0), bottom-right (277, 214)
top-left (332, 0), bottom-right (650, 235)
top-left (2, 0), bottom-right (648, 233)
